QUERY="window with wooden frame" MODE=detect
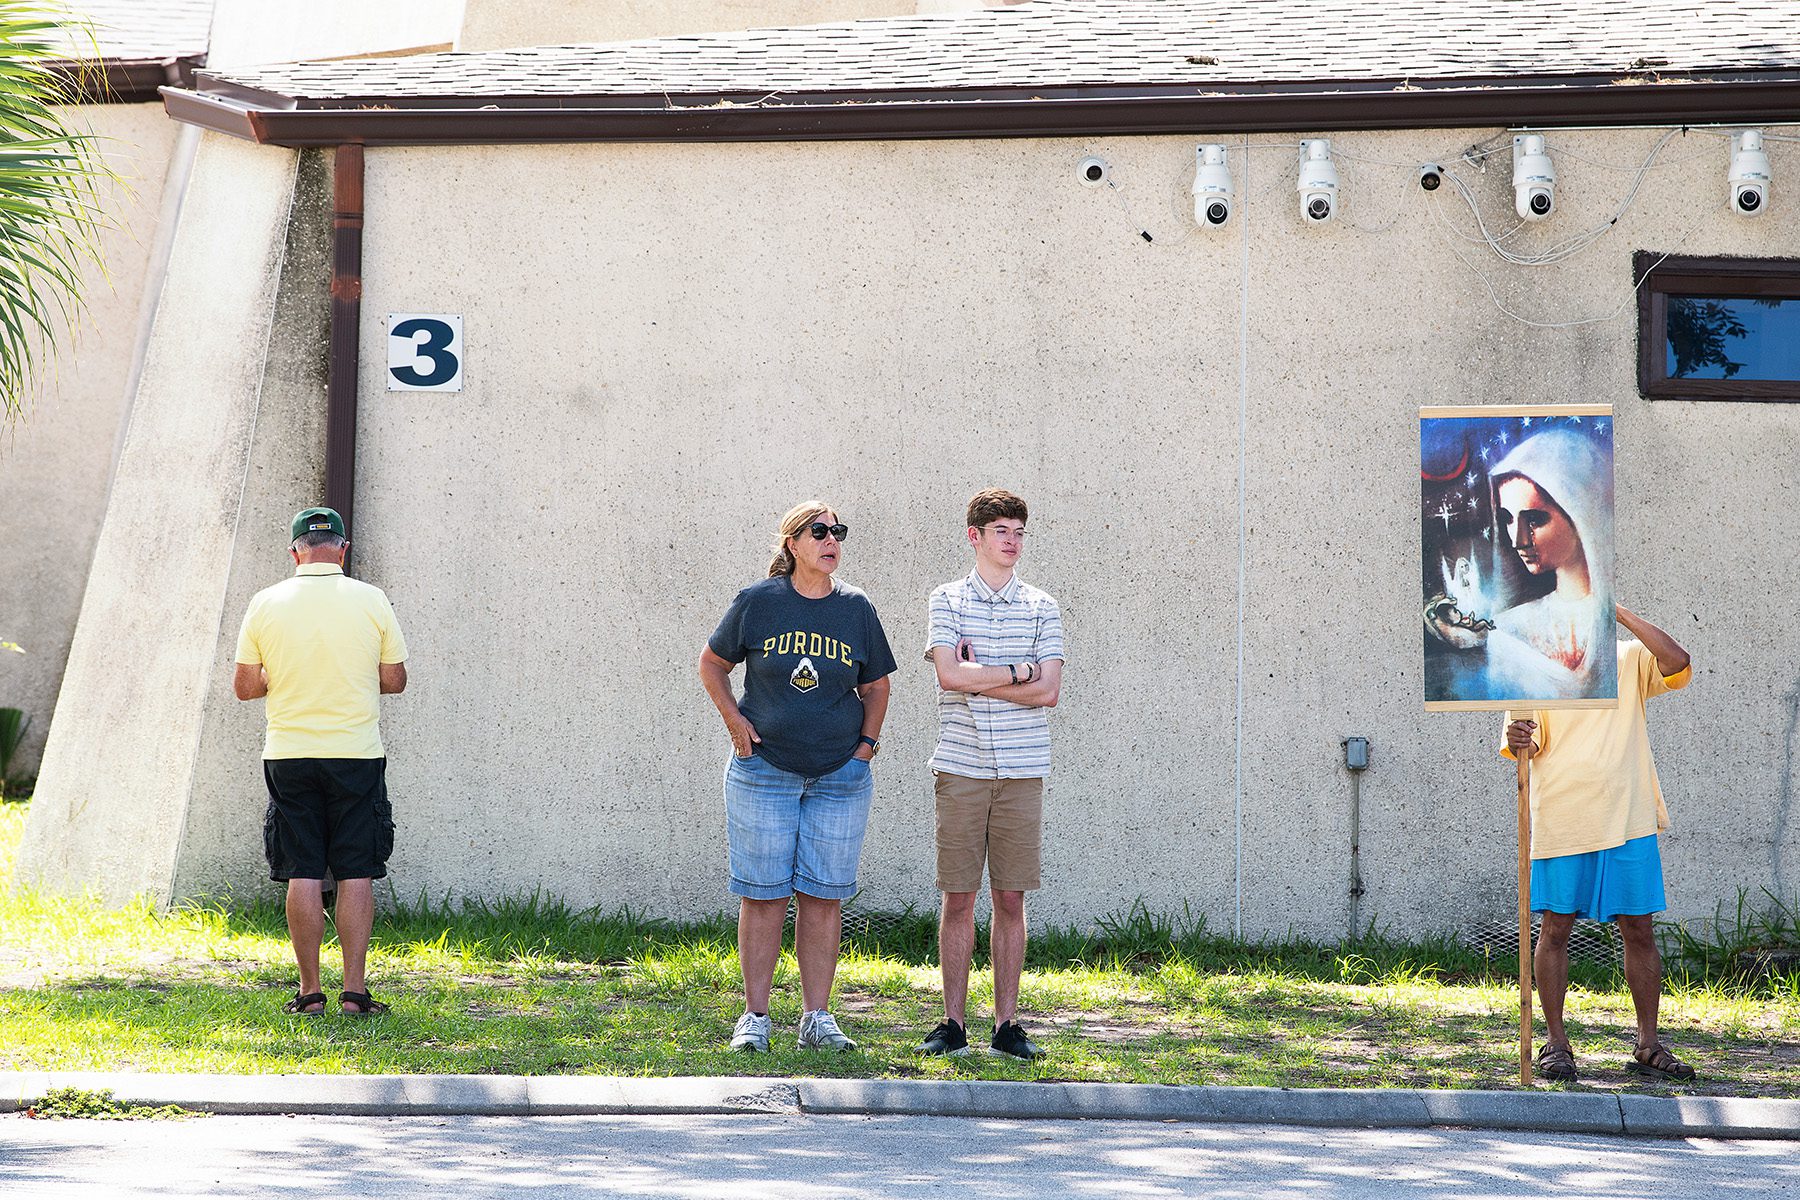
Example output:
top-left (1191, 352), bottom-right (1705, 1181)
top-left (1636, 253), bottom-right (1800, 401)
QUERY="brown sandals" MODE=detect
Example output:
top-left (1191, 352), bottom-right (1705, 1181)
top-left (1629, 1042), bottom-right (1696, 1081)
top-left (1535, 1042), bottom-right (1578, 1082)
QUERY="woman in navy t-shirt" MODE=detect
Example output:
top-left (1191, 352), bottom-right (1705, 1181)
top-left (698, 499), bottom-right (896, 1053)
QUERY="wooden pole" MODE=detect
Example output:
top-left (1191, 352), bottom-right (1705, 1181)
top-left (1516, 744), bottom-right (1533, 1087)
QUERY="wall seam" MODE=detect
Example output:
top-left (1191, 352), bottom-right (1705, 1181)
top-left (1234, 134), bottom-right (1250, 940)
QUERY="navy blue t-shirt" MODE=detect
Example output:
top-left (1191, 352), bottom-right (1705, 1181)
top-left (708, 575), bottom-right (898, 778)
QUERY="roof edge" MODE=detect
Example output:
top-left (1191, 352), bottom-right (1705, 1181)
top-left (162, 76), bottom-right (1800, 147)
top-left (162, 85), bottom-right (262, 141)
top-left (52, 56), bottom-right (203, 106)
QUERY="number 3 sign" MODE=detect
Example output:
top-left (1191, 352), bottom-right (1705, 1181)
top-left (386, 314), bottom-right (463, 391)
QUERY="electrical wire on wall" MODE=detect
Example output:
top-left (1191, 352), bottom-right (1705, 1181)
top-left (1079, 124), bottom-right (1791, 275)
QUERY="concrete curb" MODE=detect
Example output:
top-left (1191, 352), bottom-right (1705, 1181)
top-left (4, 1073), bottom-right (1797, 1140)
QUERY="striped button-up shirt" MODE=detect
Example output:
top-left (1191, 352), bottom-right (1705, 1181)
top-left (925, 570), bottom-right (1065, 779)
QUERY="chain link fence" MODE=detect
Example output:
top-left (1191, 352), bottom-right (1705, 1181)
top-left (792, 901), bottom-right (1633, 969)
top-left (1461, 913), bottom-right (1623, 967)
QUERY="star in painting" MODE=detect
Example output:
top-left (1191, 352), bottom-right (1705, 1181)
top-left (1466, 497), bottom-right (1480, 512)
top-left (1521, 416), bottom-right (1533, 427)
top-left (1464, 471), bottom-right (1478, 488)
top-left (1496, 429), bottom-right (1510, 446)
top-left (1595, 419), bottom-right (1609, 432)
top-left (1433, 502), bottom-right (1455, 531)
top-left (1569, 414), bottom-right (1582, 424)
top-left (1479, 445), bottom-right (1492, 463)
top-left (1481, 526), bottom-right (1492, 539)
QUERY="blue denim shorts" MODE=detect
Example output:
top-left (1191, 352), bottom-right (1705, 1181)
top-left (724, 753), bottom-right (874, 900)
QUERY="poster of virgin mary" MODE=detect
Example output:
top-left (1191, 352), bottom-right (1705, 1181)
top-left (1421, 404), bottom-right (1616, 711)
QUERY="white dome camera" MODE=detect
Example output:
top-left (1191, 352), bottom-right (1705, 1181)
top-left (1296, 139), bottom-right (1339, 223)
top-left (1728, 130), bottom-right (1770, 217)
top-left (1512, 133), bottom-right (1555, 221)
top-left (1192, 144), bottom-right (1233, 228)
top-left (1076, 156), bottom-right (1110, 187)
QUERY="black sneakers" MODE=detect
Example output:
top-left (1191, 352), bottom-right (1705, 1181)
top-left (990, 1020), bottom-right (1044, 1060)
top-left (918, 1019), bottom-right (970, 1056)
top-left (920, 1017), bottom-right (1045, 1059)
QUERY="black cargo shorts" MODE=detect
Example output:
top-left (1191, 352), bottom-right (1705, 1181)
top-left (261, 758), bottom-right (394, 881)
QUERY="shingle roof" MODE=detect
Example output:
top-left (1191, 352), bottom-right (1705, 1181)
top-left (205, 0), bottom-right (1800, 102)
top-left (165, 0), bottom-right (1800, 147)
top-left (62, 0), bottom-right (211, 65)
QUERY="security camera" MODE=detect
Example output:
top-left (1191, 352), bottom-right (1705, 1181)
top-left (1296, 139), bottom-right (1338, 224)
top-left (1728, 130), bottom-right (1770, 217)
top-left (1193, 144), bottom-right (1233, 228)
top-left (1418, 163), bottom-right (1443, 191)
top-left (1076, 156), bottom-right (1110, 187)
top-left (1512, 134), bottom-right (1555, 221)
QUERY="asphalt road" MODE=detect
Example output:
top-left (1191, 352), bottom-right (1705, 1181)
top-left (3, 1113), bottom-right (1797, 1199)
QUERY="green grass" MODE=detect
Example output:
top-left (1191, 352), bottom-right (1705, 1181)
top-left (2, 803), bottom-right (1797, 1093)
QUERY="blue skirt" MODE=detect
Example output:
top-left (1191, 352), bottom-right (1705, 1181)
top-left (1530, 834), bottom-right (1666, 921)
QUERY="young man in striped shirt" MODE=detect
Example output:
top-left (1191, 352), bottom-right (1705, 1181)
top-left (918, 489), bottom-right (1065, 1059)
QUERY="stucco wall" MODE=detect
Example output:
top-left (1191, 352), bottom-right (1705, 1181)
top-left (171, 149), bottom-right (333, 900)
top-left (271, 126), bottom-right (1792, 940)
top-left (208, 0), bottom-right (465, 67)
top-left (457, 1), bottom-right (994, 50)
top-left (16, 132), bottom-right (300, 903)
top-left (0, 103), bottom-right (180, 781)
top-left (33, 125), bottom-right (1800, 942)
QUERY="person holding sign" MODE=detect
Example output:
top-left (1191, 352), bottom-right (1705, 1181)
top-left (699, 501), bottom-right (896, 1054)
top-left (1503, 604), bottom-right (1694, 1083)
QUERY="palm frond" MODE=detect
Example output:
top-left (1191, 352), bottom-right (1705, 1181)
top-left (0, 0), bottom-right (118, 422)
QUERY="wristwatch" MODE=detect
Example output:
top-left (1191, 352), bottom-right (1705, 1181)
top-left (858, 735), bottom-right (881, 757)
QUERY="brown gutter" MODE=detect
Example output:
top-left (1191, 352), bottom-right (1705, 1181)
top-left (52, 56), bottom-right (201, 105)
top-left (162, 85), bottom-right (264, 141)
top-left (163, 75), bottom-right (1800, 146)
top-left (326, 144), bottom-right (364, 552)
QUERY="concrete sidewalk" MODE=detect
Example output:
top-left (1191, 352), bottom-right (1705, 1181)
top-left (3, 1072), bottom-right (1797, 1140)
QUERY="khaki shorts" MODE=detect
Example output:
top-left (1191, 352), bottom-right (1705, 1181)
top-left (934, 772), bottom-right (1044, 893)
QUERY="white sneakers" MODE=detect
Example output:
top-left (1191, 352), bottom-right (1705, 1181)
top-left (732, 1008), bottom-right (858, 1051)
top-left (730, 1011), bottom-right (771, 1052)
top-left (797, 1009), bottom-right (857, 1051)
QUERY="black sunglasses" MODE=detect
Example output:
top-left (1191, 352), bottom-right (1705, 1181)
top-left (805, 522), bottom-right (849, 542)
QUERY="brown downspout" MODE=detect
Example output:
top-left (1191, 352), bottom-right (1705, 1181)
top-left (326, 144), bottom-right (364, 562)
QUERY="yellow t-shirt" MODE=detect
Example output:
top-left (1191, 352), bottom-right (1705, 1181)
top-left (1501, 639), bottom-right (1691, 859)
top-left (235, 564), bottom-right (408, 759)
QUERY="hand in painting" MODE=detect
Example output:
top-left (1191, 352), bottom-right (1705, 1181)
top-left (1425, 593), bottom-right (1496, 650)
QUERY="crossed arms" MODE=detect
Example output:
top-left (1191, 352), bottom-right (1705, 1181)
top-left (930, 642), bottom-right (1062, 708)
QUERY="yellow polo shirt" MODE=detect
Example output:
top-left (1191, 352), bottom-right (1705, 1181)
top-left (235, 563), bottom-right (408, 760)
top-left (1501, 640), bottom-right (1691, 859)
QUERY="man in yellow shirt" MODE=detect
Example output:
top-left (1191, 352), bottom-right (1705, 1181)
top-left (234, 507), bottom-right (408, 1016)
top-left (1504, 603), bottom-right (1692, 1083)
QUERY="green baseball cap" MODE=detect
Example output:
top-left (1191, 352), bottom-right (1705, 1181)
top-left (290, 506), bottom-right (346, 541)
